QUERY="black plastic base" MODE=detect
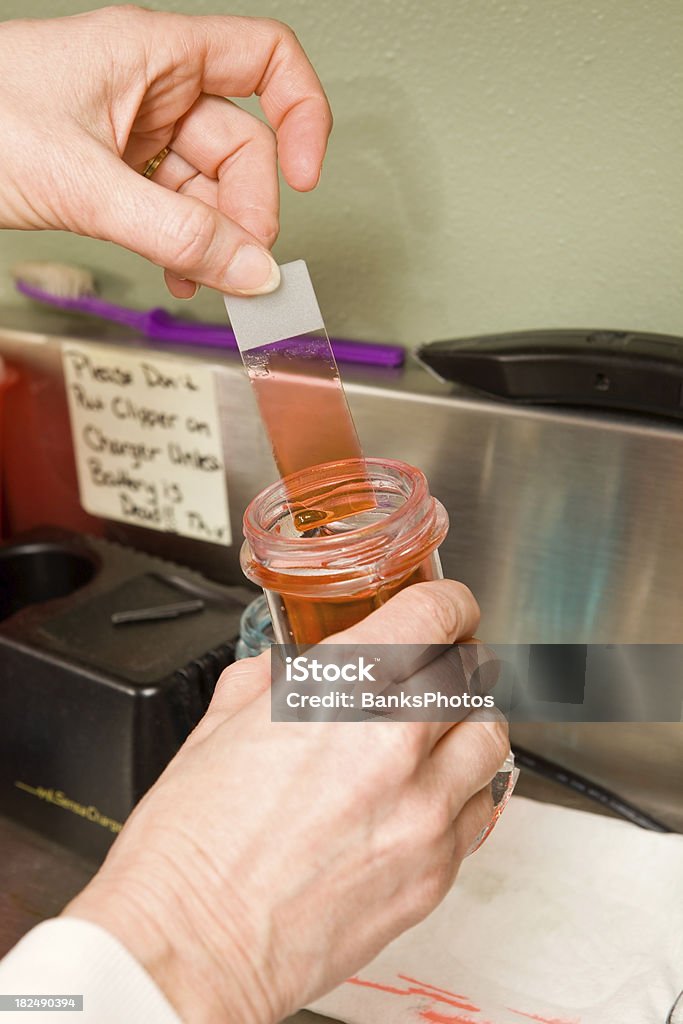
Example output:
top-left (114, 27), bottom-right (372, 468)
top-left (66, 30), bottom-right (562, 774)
top-left (0, 529), bottom-right (250, 861)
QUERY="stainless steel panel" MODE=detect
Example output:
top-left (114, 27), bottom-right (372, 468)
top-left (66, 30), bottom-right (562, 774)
top-left (349, 376), bottom-right (683, 645)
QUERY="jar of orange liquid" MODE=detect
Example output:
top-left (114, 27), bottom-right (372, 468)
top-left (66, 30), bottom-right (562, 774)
top-left (241, 458), bottom-right (449, 645)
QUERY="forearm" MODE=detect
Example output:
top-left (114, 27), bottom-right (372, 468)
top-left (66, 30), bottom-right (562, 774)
top-left (63, 845), bottom-right (277, 1024)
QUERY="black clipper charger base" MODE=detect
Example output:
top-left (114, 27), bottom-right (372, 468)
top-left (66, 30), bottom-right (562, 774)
top-left (0, 529), bottom-right (251, 861)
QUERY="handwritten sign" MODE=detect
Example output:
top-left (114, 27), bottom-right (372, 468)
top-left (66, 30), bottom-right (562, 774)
top-left (62, 343), bottom-right (231, 545)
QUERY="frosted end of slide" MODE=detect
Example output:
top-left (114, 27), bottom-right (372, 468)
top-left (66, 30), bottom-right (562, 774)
top-left (223, 260), bottom-right (325, 352)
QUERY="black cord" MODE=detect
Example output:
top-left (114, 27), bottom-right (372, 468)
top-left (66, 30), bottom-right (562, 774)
top-left (512, 744), bottom-right (674, 833)
top-left (666, 989), bottom-right (683, 1023)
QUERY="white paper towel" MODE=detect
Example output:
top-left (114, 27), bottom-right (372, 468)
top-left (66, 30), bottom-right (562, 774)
top-left (310, 796), bottom-right (683, 1024)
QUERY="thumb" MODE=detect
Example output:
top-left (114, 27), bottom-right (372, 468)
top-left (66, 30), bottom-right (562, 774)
top-left (85, 153), bottom-right (281, 295)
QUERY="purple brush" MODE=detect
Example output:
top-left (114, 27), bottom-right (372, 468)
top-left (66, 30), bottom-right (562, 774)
top-left (11, 261), bottom-right (404, 368)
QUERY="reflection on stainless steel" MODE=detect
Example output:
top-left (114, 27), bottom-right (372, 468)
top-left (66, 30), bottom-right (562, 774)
top-left (482, 644), bottom-right (683, 723)
top-left (345, 373), bottom-right (683, 646)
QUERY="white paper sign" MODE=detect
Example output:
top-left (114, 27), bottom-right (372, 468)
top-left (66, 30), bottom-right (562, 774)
top-left (62, 342), bottom-right (231, 545)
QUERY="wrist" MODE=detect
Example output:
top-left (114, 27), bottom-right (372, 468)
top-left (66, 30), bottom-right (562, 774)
top-left (63, 858), bottom-right (276, 1024)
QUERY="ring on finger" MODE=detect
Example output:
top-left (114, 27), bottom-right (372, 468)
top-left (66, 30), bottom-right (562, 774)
top-left (142, 146), bottom-right (171, 179)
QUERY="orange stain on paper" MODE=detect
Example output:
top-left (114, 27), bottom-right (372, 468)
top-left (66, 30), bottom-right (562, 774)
top-left (347, 976), bottom-right (479, 1012)
top-left (346, 971), bottom-right (581, 1024)
top-left (507, 1011), bottom-right (580, 1024)
top-left (347, 977), bottom-right (413, 997)
top-left (398, 974), bottom-right (470, 1000)
top-left (419, 1011), bottom-right (489, 1024)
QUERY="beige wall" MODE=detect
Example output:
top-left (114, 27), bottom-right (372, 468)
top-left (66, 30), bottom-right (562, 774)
top-left (0, 0), bottom-right (681, 346)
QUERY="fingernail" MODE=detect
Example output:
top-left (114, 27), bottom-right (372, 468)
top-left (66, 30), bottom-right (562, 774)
top-left (466, 751), bottom-right (519, 857)
top-left (224, 245), bottom-right (280, 295)
top-left (179, 284), bottom-right (198, 300)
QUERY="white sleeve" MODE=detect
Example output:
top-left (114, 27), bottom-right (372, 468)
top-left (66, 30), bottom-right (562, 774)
top-left (0, 918), bottom-right (182, 1023)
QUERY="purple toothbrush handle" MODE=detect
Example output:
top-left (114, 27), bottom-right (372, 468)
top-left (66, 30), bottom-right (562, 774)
top-left (146, 308), bottom-right (237, 348)
top-left (149, 309), bottom-right (404, 366)
top-left (16, 281), bottom-right (147, 330)
top-left (16, 280), bottom-right (404, 367)
top-left (331, 336), bottom-right (404, 367)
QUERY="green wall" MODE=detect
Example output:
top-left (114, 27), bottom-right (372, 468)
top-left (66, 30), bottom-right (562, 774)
top-left (1, 0), bottom-right (681, 346)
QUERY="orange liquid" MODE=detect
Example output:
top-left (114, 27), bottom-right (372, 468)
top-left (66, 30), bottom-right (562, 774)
top-left (242, 458), bottom-right (449, 646)
top-left (243, 339), bottom-right (374, 527)
top-left (274, 557), bottom-right (441, 645)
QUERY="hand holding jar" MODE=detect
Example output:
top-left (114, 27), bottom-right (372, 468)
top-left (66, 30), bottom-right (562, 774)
top-left (63, 579), bottom-right (509, 1024)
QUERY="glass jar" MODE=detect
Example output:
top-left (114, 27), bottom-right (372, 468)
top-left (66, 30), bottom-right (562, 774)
top-left (241, 458), bottom-right (449, 644)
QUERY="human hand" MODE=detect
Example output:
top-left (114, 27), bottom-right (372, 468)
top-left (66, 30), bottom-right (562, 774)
top-left (63, 580), bottom-right (509, 1024)
top-left (0, 6), bottom-right (332, 297)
